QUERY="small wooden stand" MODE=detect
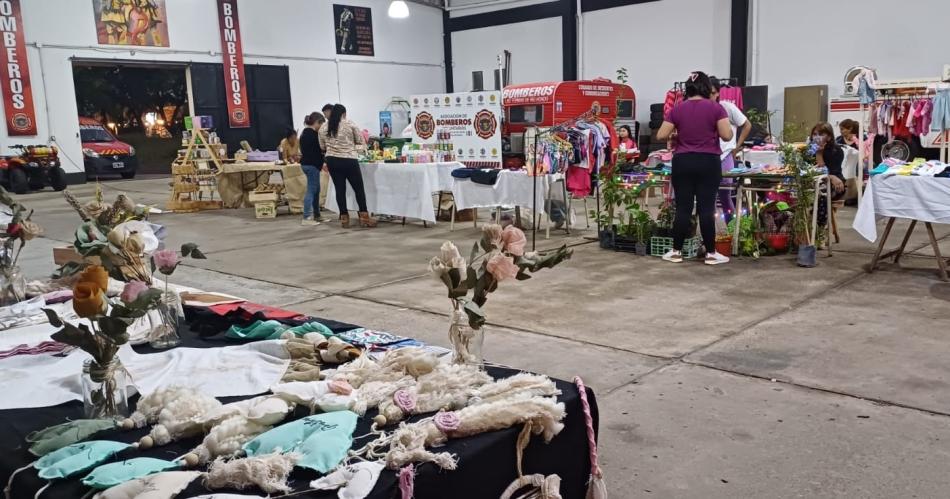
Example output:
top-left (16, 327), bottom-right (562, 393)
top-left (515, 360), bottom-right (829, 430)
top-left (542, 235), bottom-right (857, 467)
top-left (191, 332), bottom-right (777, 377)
top-left (167, 128), bottom-right (225, 212)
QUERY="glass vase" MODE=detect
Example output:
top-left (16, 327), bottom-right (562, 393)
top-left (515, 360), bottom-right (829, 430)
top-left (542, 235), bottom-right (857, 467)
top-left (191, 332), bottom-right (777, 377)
top-left (448, 304), bottom-right (484, 366)
top-left (0, 266), bottom-right (26, 307)
top-left (149, 291), bottom-right (182, 349)
top-left (81, 358), bottom-right (129, 419)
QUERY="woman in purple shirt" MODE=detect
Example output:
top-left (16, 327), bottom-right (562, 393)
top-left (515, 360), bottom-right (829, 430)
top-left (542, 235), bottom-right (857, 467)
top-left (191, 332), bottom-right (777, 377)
top-left (657, 71), bottom-right (734, 265)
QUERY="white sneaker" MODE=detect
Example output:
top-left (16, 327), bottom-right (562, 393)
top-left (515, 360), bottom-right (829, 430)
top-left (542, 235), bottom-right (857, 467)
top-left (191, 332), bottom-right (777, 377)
top-left (662, 249), bottom-right (683, 263)
top-left (705, 252), bottom-right (730, 265)
top-left (301, 218), bottom-right (320, 226)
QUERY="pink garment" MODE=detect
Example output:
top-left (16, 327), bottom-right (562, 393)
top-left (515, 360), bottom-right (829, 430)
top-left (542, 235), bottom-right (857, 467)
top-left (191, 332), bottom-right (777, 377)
top-left (921, 99), bottom-right (933, 133)
top-left (0, 341), bottom-right (68, 360)
top-left (718, 87), bottom-right (744, 110)
top-left (663, 89), bottom-right (682, 120)
top-left (566, 165), bottom-right (592, 197)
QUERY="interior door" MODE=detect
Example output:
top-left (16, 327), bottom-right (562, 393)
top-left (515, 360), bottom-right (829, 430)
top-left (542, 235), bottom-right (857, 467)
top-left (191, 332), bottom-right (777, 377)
top-left (189, 63), bottom-right (293, 154)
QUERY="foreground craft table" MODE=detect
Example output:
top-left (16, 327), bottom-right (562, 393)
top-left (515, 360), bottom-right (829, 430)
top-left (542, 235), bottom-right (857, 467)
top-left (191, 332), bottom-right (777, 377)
top-left (325, 162), bottom-right (460, 224)
top-left (853, 175), bottom-right (950, 281)
top-left (0, 306), bottom-right (598, 499)
top-left (217, 161), bottom-right (307, 211)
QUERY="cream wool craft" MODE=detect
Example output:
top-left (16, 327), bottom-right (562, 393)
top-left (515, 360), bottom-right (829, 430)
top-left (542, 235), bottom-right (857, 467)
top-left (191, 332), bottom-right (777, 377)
top-left (189, 414), bottom-right (271, 465)
top-left (375, 395), bottom-right (566, 470)
top-left (204, 453), bottom-right (299, 494)
top-left (375, 362), bottom-right (493, 426)
top-left (468, 373), bottom-right (561, 406)
top-left (330, 348), bottom-right (439, 388)
top-left (139, 390), bottom-right (223, 448)
top-left (122, 386), bottom-right (195, 429)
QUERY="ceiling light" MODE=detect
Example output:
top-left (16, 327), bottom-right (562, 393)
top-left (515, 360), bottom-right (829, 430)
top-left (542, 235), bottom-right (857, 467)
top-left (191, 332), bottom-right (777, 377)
top-left (388, 0), bottom-right (409, 18)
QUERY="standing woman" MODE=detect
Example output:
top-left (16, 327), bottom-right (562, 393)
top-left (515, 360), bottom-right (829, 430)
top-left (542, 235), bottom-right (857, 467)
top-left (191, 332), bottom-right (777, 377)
top-left (319, 104), bottom-right (376, 228)
top-left (657, 71), bottom-right (734, 265)
top-left (299, 112), bottom-right (327, 226)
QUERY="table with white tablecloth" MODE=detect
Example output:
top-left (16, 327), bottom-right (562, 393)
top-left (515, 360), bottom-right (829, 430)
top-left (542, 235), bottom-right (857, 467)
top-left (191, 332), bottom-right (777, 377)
top-left (853, 175), bottom-right (950, 280)
top-left (324, 162), bottom-right (461, 223)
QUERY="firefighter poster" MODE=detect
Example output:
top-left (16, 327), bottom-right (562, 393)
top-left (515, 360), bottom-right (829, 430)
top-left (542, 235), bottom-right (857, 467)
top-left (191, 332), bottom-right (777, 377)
top-left (333, 4), bottom-right (374, 57)
top-left (411, 92), bottom-right (503, 168)
top-left (92, 0), bottom-right (170, 47)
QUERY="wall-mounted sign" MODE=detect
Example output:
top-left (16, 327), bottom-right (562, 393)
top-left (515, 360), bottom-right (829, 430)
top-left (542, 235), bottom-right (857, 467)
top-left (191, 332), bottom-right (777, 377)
top-left (334, 4), bottom-right (374, 57)
top-left (92, 0), bottom-right (170, 47)
top-left (411, 91), bottom-right (502, 168)
top-left (0, 0), bottom-right (37, 136)
top-left (216, 0), bottom-right (249, 128)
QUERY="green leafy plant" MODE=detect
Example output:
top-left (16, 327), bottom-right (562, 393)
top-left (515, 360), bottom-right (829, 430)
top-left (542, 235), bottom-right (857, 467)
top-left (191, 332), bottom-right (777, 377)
top-left (779, 143), bottom-right (819, 246)
top-left (727, 215), bottom-right (760, 257)
top-left (625, 204), bottom-right (656, 243)
top-left (616, 67), bottom-right (629, 86)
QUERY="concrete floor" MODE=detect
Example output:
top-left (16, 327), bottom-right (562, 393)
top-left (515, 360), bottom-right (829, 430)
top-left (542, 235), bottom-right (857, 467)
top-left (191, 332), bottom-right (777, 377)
top-left (15, 178), bottom-right (950, 498)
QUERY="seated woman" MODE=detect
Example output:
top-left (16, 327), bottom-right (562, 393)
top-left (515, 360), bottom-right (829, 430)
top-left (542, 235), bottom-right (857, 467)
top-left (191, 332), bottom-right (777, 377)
top-left (813, 122), bottom-right (846, 198)
top-left (836, 119), bottom-right (860, 149)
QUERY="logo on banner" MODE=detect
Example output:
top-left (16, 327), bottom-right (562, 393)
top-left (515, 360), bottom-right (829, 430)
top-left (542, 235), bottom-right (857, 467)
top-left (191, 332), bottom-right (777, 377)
top-left (10, 113), bottom-right (31, 132)
top-left (414, 111), bottom-right (435, 140)
top-left (473, 109), bottom-right (497, 139)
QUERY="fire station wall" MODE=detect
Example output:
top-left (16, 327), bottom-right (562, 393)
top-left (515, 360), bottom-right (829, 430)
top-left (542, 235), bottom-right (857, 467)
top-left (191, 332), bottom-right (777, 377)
top-left (451, 17), bottom-right (563, 92)
top-left (752, 0), bottom-right (950, 137)
top-left (581, 0), bottom-right (732, 127)
top-left (1, 0), bottom-right (445, 176)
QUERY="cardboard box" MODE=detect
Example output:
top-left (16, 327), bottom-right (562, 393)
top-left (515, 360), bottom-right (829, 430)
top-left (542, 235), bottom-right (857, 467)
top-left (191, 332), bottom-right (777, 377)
top-left (53, 246), bottom-right (101, 266)
top-left (254, 201), bottom-right (277, 219)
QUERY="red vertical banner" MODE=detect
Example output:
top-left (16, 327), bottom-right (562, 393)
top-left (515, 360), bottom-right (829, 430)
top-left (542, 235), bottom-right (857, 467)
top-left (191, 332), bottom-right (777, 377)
top-left (216, 0), bottom-right (249, 128)
top-left (0, 0), bottom-right (37, 136)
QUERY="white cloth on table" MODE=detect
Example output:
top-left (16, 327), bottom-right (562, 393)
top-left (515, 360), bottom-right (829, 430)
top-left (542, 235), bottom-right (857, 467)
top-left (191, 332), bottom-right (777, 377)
top-left (0, 340), bottom-right (292, 410)
top-left (853, 176), bottom-right (950, 242)
top-left (742, 150), bottom-right (781, 166)
top-left (324, 162), bottom-right (461, 223)
top-left (451, 170), bottom-right (552, 214)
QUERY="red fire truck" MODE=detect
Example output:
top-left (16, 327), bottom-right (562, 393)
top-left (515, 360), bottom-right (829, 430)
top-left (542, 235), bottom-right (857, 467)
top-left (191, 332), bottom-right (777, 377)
top-left (502, 78), bottom-right (636, 157)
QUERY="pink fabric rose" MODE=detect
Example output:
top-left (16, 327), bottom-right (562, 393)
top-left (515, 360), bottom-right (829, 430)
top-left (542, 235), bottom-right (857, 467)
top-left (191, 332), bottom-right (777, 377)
top-left (434, 411), bottom-right (461, 433)
top-left (486, 253), bottom-right (519, 282)
top-left (120, 280), bottom-right (149, 304)
top-left (328, 380), bottom-right (353, 396)
top-left (393, 389), bottom-right (416, 413)
top-left (153, 249), bottom-right (180, 275)
top-left (501, 225), bottom-right (527, 256)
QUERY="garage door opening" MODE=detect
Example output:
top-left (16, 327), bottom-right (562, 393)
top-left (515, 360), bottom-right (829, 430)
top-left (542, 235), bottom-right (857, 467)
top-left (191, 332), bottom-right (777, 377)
top-left (72, 62), bottom-right (189, 178)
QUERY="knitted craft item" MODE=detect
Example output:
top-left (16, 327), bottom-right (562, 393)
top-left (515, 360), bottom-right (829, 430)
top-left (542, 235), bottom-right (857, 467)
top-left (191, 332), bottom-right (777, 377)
top-left (204, 453), bottom-right (298, 494)
top-left (331, 348), bottom-right (439, 388)
top-left (122, 387), bottom-right (195, 430)
top-left (500, 474), bottom-right (563, 499)
top-left (468, 373), bottom-right (561, 406)
top-left (375, 362), bottom-right (493, 426)
top-left (139, 390), bottom-right (223, 448)
top-left (375, 395), bottom-right (566, 470)
top-left (190, 415), bottom-right (271, 465)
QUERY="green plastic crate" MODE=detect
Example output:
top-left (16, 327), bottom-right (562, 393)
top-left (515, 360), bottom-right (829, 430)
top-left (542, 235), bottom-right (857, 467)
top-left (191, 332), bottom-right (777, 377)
top-left (650, 236), bottom-right (701, 258)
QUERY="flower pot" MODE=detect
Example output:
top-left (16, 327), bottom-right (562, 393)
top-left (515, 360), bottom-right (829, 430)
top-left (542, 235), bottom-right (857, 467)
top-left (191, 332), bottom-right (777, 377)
top-left (635, 242), bottom-right (648, 256)
top-left (796, 244), bottom-right (818, 267)
top-left (767, 233), bottom-right (790, 252)
top-left (598, 229), bottom-right (615, 250)
top-left (714, 237), bottom-right (733, 256)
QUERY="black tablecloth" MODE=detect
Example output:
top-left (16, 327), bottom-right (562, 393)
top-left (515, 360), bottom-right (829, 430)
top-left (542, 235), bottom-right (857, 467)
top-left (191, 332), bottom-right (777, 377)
top-left (0, 314), bottom-right (598, 499)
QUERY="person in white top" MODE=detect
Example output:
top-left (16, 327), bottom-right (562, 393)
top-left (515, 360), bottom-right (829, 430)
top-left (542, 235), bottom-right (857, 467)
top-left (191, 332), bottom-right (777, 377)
top-left (710, 78), bottom-right (752, 223)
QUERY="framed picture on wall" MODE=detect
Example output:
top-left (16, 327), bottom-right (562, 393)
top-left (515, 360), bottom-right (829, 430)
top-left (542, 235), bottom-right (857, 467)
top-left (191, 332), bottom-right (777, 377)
top-left (92, 0), bottom-right (170, 47)
top-left (333, 4), bottom-right (374, 57)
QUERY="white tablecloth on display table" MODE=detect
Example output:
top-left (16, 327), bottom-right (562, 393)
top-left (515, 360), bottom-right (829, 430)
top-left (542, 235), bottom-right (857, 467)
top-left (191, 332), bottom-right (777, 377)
top-left (451, 170), bottom-right (554, 214)
top-left (853, 176), bottom-right (950, 242)
top-left (742, 150), bottom-right (781, 166)
top-left (324, 162), bottom-right (461, 223)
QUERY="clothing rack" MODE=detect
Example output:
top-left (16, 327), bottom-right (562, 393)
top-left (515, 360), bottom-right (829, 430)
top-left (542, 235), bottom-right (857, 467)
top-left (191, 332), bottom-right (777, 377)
top-left (856, 76), bottom-right (950, 203)
top-left (672, 77), bottom-right (738, 91)
top-left (528, 110), bottom-right (601, 250)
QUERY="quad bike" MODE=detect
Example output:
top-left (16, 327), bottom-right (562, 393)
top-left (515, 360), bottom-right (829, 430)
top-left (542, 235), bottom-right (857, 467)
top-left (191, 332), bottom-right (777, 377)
top-left (1, 144), bottom-right (67, 194)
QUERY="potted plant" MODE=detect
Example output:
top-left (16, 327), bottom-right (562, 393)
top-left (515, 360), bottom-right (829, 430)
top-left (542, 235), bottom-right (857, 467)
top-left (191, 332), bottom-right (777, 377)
top-left (628, 204), bottom-right (655, 256)
top-left (779, 143), bottom-right (819, 267)
top-left (727, 215), bottom-right (761, 258)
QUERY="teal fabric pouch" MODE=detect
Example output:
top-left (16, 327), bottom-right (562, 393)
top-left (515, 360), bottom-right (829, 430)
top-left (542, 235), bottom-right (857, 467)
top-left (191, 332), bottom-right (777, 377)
top-left (243, 410), bottom-right (357, 473)
top-left (34, 441), bottom-right (130, 480)
top-left (82, 457), bottom-right (179, 489)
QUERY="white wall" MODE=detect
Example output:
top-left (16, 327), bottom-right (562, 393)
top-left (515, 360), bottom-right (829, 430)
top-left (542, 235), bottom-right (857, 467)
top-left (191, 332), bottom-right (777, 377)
top-left (1, 0), bottom-right (445, 174)
top-left (582, 0), bottom-right (732, 125)
top-left (752, 0), bottom-right (950, 134)
top-left (451, 17), bottom-right (562, 91)
top-left (447, 0), bottom-right (553, 17)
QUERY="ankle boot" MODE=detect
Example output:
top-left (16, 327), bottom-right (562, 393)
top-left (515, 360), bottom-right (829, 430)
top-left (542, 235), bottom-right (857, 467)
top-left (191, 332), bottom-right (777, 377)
top-left (340, 213), bottom-right (350, 228)
top-left (358, 211), bottom-right (377, 228)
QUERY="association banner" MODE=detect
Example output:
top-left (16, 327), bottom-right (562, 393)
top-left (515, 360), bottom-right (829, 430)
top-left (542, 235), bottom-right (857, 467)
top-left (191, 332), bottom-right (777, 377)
top-left (216, 0), bottom-right (249, 128)
top-left (0, 0), bottom-right (37, 136)
top-left (411, 92), bottom-right (502, 168)
top-left (333, 4), bottom-right (374, 57)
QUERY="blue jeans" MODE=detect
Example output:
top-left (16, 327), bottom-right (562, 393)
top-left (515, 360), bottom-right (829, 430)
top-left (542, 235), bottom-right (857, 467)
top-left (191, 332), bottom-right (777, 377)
top-left (301, 164), bottom-right (321, 219)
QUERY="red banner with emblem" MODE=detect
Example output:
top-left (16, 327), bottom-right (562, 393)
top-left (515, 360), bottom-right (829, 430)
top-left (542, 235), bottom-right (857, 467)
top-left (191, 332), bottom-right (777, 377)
top-left (216, 0), bottom-right (249, 128)
top-left (0, 0), bottom-right (37, 136)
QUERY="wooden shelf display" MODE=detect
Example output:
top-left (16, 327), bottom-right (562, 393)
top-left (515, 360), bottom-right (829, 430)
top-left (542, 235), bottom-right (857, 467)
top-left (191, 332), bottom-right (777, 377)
top-left (167, 129), bottom-right (226, 212)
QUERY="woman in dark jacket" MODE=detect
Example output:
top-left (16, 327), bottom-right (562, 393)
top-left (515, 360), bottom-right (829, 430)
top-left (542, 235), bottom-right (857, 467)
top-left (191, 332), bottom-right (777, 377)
top-left (299, 112), bottom-right (327, 226)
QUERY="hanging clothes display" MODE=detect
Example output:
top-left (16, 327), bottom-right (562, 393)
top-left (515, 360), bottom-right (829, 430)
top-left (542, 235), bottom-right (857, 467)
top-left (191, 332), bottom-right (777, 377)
top-left (718, 86), bottom-right (744, 110)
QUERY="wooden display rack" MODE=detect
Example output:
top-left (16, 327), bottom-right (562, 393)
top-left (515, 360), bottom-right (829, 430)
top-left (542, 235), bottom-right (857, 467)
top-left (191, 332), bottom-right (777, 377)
top-left (167, 128), bottom-right (226, 212)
